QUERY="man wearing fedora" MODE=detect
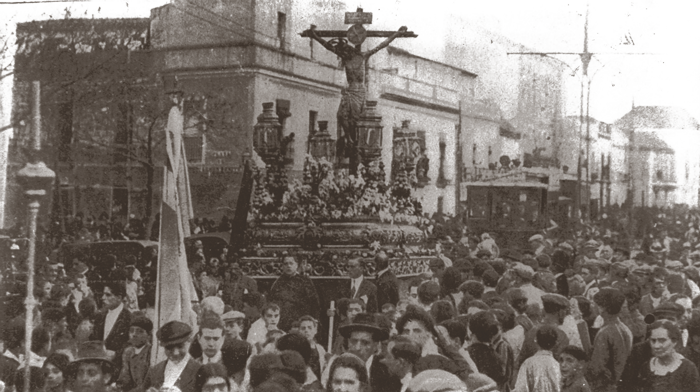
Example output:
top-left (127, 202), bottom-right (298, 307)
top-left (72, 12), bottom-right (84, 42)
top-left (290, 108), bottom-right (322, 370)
top-left (517, 293), bottom-right (571, 367)
top-left (322, 312), bottom-right (400, 392)
top-left (141, 321), bottom-right (201, 392)
top-left (67, 341), bottom-right (117, 392)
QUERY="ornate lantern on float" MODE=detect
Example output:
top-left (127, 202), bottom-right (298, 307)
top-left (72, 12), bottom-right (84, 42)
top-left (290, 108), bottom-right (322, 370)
top-left (356, 101), bottom-right (383, 165)
top-left (392, 119), bottom-right (421, 173)
top-left (253, 102), bottom-right (282, 164)
top-left (308, 120), bottom-right (335, 161)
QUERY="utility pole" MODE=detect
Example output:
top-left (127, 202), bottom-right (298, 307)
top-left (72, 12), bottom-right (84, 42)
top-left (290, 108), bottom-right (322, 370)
top-left (507, 2), bottom-right (653, 225)
top-left (16, 81), bottom-right (55, 392)
top-left (456, 100), bottom-right (463, 220)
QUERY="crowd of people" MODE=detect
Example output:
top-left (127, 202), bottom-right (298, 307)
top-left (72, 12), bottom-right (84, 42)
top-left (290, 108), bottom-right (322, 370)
top-left (3, 206), bottom-right (700, 392)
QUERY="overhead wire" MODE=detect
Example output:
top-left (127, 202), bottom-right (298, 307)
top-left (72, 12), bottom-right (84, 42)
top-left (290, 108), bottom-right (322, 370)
top-left (182, 0), bottom-right (281, 43)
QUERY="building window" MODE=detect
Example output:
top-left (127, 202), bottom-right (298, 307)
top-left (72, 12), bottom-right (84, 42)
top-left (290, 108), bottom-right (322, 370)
top-left (277, 12), bottom-right (287, 50)
top-left (112, 188), bottom-right (129, 220)
top-left (309, 110), bottom-right (318, 135)
top-left (184, 135), bottom-right (205, 163)
top-left (55, 185), bottom-right (75, 218)
top-left (115, 102), bottom-right (133, 145)
top-left (437, 140), bottom-right (447, 188)
top-left (58, 101), bottom-right (73, 162)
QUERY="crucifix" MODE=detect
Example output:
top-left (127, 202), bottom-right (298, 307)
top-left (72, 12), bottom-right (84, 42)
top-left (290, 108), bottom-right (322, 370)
top-left (301, 8), bottom-right (417, 174)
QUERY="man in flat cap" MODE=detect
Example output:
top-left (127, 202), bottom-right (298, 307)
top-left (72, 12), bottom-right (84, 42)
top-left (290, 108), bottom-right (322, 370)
top-left (66, 341), bottom-right (116, 392)
top-left (511, 263), bottom-right (545, 307)
top-left (589, 288), bottom-right (632, 392)
top-left (517, 294), bottom-right (570, 368)
top-left (575, 240), bottom-right (601, 266)
top-left (221, 310), bottom-right (246, 341)
top-left (141, 321), bottom-right (201, 392)
top-left (117, 313), bottom-right (152, 392)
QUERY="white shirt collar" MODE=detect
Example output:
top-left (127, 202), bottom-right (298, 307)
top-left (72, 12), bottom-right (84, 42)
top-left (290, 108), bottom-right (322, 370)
top-left (305, 367), bottom-right (318, 386)
top-left (352, 276), bottom-right (364, 288)
top-left (422, 338), bottom-right (440, 357)
top-left (365, 354), bottom-right (374, 376)
top-left (108, 302), bottom-right (124, 316)
top-left (164, 354), bottom-right (191, 388)
top-left (104, 302), bottom-right (124, 339)
top-left (202, 351), bottom-right (222, 364)
top-left (400, 373), bottom-right (413, 392)
top-left (133, 345), bottom-right (145, 355)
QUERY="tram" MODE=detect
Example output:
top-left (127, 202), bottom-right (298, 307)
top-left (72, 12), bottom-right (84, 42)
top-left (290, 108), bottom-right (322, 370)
top-left (462, 179), bottom-right (549, 248)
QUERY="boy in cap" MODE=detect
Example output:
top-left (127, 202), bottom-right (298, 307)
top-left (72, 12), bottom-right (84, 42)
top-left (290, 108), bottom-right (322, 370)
top-left (117, 313), bottom-right (152, 392)
top-left (141, 320), bottom-right (201, 392)
top-left (222, 310), bottom-right (246, 341)
top-left (511, 264), bottom-right (545, 307)
top-left (66, 341), bottom-right (116, 392)
top-left (588, 288), bottom-right (632, 392)
top-left (517, 294), bottom-right (570, 368)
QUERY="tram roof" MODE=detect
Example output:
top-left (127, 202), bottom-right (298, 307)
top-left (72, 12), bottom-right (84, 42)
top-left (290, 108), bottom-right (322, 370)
top-left (461, 181), bottom-right (548, 189)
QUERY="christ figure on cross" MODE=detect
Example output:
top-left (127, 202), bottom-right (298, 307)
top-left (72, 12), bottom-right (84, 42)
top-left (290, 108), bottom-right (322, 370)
top-left (307, 25), bottom-right (407, 172)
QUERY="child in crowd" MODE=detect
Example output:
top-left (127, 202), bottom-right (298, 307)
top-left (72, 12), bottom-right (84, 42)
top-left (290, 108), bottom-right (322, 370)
top-left (247, 303), bottom-right (281, 353)
top-left (116, 313), bottom-right (153, 391)
top-left (559, 345), bottom-right (591, 392)
top-left (514, 324), bottom-right (561, 392)
top-left (298, 315), bottom-right (327, 379)
top-left (222, 310), bottom-right (247, 341)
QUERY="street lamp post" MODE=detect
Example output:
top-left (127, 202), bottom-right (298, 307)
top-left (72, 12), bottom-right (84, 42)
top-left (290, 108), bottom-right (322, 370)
top-left (15, 81), bottom-right (55, 392)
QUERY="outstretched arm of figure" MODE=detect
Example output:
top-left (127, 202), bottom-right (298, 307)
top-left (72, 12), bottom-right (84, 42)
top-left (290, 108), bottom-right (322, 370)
top-left (307, 25), bottom-right (337, 54)
top-left (364, 26), bottom-right (408, 58)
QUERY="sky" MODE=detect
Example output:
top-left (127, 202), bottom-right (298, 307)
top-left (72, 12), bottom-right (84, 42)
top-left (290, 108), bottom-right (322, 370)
top-left (1, 0), bottom-right (699, 125)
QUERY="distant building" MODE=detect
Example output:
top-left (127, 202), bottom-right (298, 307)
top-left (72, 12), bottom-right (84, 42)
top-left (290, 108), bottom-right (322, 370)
top-left (150, 0), bottom-right (475, 216)
top-left (561, 115), bottom-right (630, 218)
top-left (616, 106), bottom-right (700, 207)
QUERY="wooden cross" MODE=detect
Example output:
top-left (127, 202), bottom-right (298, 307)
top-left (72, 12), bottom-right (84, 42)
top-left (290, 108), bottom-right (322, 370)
top-left (300, 8), bottom-right (417, 47)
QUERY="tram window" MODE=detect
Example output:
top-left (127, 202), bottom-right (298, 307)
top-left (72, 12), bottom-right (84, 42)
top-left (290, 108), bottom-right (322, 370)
top-left (491, 190), bottom-right (512, 228)
top-left (468, 188), bottom-right (488, 219)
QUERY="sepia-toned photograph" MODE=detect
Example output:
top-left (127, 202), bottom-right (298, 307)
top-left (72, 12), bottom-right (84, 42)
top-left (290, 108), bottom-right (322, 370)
top-left (1, 1), bottom-right (699, 391)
